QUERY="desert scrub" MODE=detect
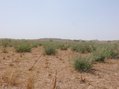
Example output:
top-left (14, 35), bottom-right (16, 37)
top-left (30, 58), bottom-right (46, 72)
top-left (74, 56), bottom-right (92, 72)
top-left (71, 43), bottom-right (95, 53)
top-left (15, 44), bottom-right (31, 53)
top-left (44, 46), bottom-right (56, 55)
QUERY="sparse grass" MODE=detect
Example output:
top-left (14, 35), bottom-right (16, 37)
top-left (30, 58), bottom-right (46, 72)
top-left (74, 56), bottom-right (92, 72)
top-left (44, 46), bottom-right (56, 55)
top-left (15, 44), bottom-right (31, 53)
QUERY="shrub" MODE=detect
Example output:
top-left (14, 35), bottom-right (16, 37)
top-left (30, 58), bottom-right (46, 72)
top-left (16, 44), bottom-right (31, 53)
top-left (44, 46), bottom-right (56, 55)
top-left (74, 56), bottom-right (92, 72)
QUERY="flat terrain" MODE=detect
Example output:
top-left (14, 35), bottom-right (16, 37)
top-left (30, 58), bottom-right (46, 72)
top-left (0, 47), bottom-right (119, 89)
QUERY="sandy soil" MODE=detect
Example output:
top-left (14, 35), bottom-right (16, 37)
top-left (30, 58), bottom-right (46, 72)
top-left (0, 47), bottom-right (119, 89)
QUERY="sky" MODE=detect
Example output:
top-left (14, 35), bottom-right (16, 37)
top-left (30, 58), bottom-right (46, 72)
top-left (0, 0), bottom-right (119, 40)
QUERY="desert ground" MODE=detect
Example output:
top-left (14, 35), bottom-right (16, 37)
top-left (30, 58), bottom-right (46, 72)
top-left (0, 39), bottom-right (119, 89)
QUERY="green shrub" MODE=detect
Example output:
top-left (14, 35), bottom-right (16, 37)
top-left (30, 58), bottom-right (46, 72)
top-left (74, 56), bottom-right (92, 72)
top-left (16, 44), bottom-right (31, 53)
top-left (44, 46), bottom-right (56, 55)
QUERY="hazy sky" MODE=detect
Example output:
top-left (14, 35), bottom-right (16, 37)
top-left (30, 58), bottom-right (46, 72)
top-left (0, 0), bottom-right (119, 40)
